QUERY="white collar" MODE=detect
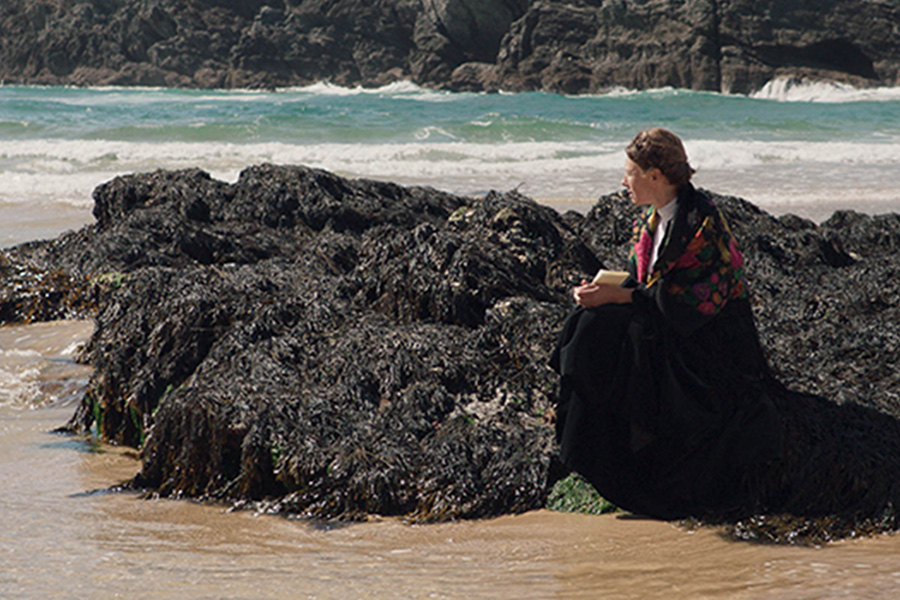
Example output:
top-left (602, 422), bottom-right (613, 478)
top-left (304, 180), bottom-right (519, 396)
top-left (656, 197), bottom-right (678, 224)
top-left (650, 198), bottom-right (677, 269)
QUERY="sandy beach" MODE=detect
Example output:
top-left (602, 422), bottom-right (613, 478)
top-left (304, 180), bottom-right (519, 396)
top-left (4, 377), bottom-right (900, 599)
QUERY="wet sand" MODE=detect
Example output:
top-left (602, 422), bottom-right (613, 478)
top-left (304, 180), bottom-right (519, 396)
top-left (4, 405), bottom-right (900, 600)
top-left (2, 321), bottom-right (900, 599)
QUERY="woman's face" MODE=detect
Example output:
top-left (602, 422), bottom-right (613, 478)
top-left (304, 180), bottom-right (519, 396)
top-left (621, 157), bottom-right (656, 207)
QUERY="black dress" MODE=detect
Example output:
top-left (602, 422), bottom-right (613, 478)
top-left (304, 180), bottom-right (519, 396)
top-left (551, 184), bottom-right (783, 519)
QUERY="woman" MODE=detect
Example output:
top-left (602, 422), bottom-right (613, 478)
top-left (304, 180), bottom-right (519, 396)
top-left (551, 128), bottom-right (783, 519)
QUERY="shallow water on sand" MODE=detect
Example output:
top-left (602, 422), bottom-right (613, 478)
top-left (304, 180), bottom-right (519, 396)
top-left (3, 321), bottom-right (900, 599)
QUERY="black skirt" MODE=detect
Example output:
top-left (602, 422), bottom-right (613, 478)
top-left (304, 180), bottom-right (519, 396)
top-left (550, 298), bottom-right (783, 519)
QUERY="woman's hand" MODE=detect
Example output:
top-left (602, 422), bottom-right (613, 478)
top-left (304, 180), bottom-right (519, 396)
top-left (573, 280), bottom-right (633, 308)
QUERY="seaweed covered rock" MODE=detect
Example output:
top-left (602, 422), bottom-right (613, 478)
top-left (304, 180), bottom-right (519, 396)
top-left (0, 248), bottom-right (90, 324)
top-left (14, 164), bottom-right (599, 521)
top-left (5, 164), bottom-right (900, 542)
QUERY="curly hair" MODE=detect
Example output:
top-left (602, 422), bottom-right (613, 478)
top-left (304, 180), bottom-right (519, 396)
top-left (626, 128), bottom-right (696, 186)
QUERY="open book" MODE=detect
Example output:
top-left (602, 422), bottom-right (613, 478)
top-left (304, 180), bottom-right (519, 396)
top-left (591, 269), bottom-right (629, 286)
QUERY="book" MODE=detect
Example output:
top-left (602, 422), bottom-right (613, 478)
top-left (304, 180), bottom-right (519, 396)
top-left (591, 269), bottom-right (629, 286)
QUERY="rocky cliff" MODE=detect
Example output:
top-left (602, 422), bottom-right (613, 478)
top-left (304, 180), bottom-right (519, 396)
top-left (3, 164), bottom-right (900, 542)
top-left (1, 0), bottom-right (898, 93)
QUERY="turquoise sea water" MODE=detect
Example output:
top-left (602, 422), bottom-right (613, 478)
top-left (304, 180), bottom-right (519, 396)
top-left (2, 80), bottom-right (900, 246)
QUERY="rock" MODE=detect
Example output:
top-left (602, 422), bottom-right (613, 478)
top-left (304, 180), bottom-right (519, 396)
top-left (426, 0), bottom-right (530, 62)
top-left (446, 61), bottom-right (501, 92)
top-left (31, 165), bottom-right (596, 520)
top-left (493, 0), bottom-right (900, 94)
top-left (0, 248), bottom-right (90, 324)
top-left (1, 0), bottom-right (899, 92)
top-left (4, 164), bottom-right (900, 542)
top-left (409, 0), bottom-right (530, 88)
top-left (492, 0), bottom-right (721, 93)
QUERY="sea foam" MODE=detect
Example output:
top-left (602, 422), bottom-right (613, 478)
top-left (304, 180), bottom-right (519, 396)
top-left (752, 78), bottom-right (900, 103)
top-left (1, 134), bottom-right (899, 214)
top-left (2, 84), bottom-right (899, 240)
top-left (0, 349), bottom-right (42, 408)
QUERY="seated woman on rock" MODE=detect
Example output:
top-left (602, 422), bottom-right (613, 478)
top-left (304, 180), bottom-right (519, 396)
top-left (551, 128), bottom-right (783, 519)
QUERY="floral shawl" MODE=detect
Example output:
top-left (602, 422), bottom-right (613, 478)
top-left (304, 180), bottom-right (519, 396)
top-left (627, 184), bottom-right (749, 335)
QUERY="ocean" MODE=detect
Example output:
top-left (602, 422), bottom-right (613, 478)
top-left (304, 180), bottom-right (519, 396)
top-left (3, 81), bottom-right (900, 598)
top-left (2, 80), bottom-right (900, 246)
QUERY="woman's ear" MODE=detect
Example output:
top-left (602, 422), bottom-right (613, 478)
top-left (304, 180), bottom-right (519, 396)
top-left (649, 167), bottom-right (672, 186)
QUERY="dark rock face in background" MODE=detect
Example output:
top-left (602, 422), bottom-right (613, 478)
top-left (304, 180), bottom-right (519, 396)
top-left (3, 164), bottom-right (900, 541)
top-left (488, 0), bottom-right (900, 94)
top-left (1, 0), bottom-right (898, 93)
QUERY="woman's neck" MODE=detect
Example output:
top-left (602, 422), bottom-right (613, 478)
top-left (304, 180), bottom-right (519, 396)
top-left (652, 188), bottom-right (678, 211)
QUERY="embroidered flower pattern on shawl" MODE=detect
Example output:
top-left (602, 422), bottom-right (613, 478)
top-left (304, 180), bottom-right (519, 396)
top-left (628, 189), bottom-right (749, 322)
top-left (665, 215), bottom-right (748, 316)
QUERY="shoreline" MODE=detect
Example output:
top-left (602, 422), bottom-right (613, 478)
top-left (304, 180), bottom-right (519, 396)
top-left (1, 397), bottom-right (897, 600)
top-left (0, 320), bottom-right (94, 411)
top-left (5, 78), bottom-right (900, 101)
top-left (3, 85), bottom-right (900, 244)
top-left (4, 179), bottom-right (900, 250)
top-left (3, 374), bottom-right (900, 599)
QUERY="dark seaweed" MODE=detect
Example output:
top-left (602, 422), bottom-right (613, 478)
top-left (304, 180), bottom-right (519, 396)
top-left (3, 164), bottom-right (899, 544)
